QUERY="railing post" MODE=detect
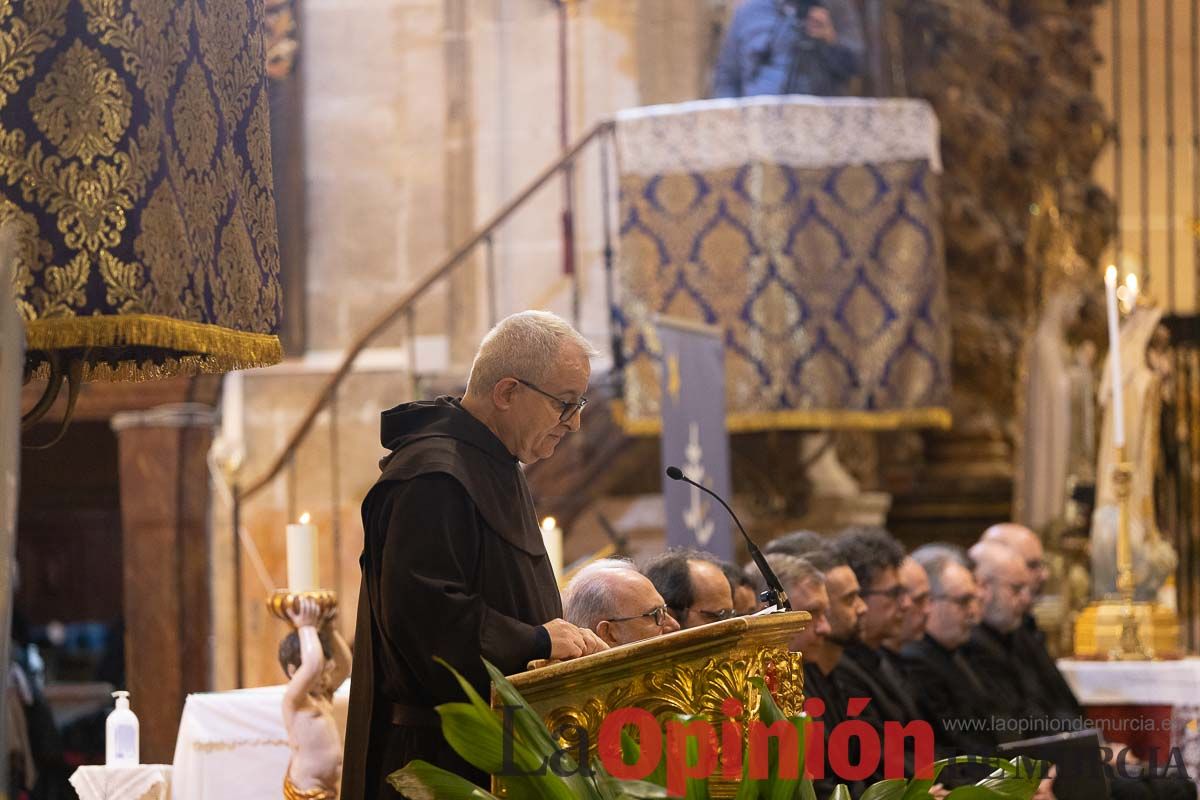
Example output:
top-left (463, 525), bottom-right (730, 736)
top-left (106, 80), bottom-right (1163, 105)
top-left (231, 487), bottom-right (244, 687)
top-left (407, 307), bottom-right (418, 399)
top-left (485, 233), bottom-right (497, 329)
top-left (287, 457), bottom-right (297, 525)
top-left (329, 388), bottom-right (341, 597)
top-left (600, 126), bottom-right (622, 376)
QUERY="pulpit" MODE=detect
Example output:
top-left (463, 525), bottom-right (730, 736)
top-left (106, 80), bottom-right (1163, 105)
top-left (611, 96), bottom-right (950, 435)
top-left (498, 611), bottom-right (810, 797)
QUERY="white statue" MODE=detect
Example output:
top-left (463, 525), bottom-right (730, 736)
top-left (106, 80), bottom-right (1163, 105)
top-left (1018, 288), bottom-right (1082, 531)
top-left (280, 598), bottom-right (352, 800)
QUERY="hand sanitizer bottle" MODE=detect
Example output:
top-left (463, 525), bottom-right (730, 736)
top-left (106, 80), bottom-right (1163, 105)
top-left (106, 690), bottom-right (139, 766)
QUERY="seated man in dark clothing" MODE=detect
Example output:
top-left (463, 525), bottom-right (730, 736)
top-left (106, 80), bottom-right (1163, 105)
top-left (902, 546), bottom-right (1032, 790)
top-left (982, 524), bottom-right (1088, 718)
top-left (966, 538), bottom-right (1195, 800)
top-left (832, 528), bottom-right (919, 724)
top-left (879, 555), bottom-right (930, 696)
top-left (830, 527), bottom-right (927, 786)
top-left (765, 545), bottom-right (867, 799)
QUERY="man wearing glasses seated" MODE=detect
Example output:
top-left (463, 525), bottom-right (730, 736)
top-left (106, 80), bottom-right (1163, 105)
top-left (642, 548), bottom-right (737, 630)
top-left (562, 558), bottom-right (681, 646)
top-left (829, 526), bottom-right (922, 785)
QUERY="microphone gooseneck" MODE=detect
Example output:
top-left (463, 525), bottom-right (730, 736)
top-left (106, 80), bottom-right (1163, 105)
top-left (664, 466), bottom-right (791, 611)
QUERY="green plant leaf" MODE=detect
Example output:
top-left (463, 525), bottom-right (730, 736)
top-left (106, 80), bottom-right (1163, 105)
top-left (943, 787), bottom-right (1032, 800)
top-left (436, 656), bottom-right (503, 725)
top-left (483, 659), bottom-right (599, 799)
top-left (860, 778), bottom-right (910, 800)
top-left (746, 678), bottom-right (808, 800)
top-left (606, 779), bottom-right (670, 798)
top-left (971, 779), bottom-right (1041, 800)
top-left (437, 702), bottom-right (508, 774)
top-left (682, 725), bottom-right (711, 800)
top-left (732, 764), bottom-right (760, 800)
top-left (830, 786), bottom-right (853, 800)
top-left (387, 759), bottom-right (503, 800)
top-left (620, 726), bottom-right (668, 788)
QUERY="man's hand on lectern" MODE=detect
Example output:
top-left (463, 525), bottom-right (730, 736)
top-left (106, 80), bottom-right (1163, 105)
top-left (578, 627), bottom-right (609, 656)
top-left (543, 618), bottom-right (610, 660)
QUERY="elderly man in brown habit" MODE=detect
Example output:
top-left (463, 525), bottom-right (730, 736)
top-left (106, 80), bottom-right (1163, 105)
top-left (343, 311), bottom-right (609, 798)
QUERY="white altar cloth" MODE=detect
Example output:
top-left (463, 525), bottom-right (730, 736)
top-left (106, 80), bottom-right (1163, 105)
top-left (1059, 658), bottom-right (1200, 781)
top-left (1058, 658), bottom-right (1200, 705)
top-left (70, 764), bottom-right (171, 800)
top-left (170, 681), bottom-right (349, 800)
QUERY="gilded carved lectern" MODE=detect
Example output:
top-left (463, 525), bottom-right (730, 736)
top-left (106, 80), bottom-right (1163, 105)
top-left (495, 611), bottom-right (811, 798)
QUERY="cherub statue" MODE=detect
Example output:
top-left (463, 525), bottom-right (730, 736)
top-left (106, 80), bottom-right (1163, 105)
top-left (280, 597), bottom-right (352, 800)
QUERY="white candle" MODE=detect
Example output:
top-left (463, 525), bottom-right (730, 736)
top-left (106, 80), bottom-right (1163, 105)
top-left (286, 512), bottom-right (319, 591)
top-left (1104, 266), bottom-right (1125, 448)
top-left (541, 516), bottom-right (563, 584)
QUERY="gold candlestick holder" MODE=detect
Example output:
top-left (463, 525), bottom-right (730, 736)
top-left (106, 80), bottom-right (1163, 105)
top-left (267, 589), bottom-right (339, 624)
top-left (1074, 446), bottom-right (1179, 660)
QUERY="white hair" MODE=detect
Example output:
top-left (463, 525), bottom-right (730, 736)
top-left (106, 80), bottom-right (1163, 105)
top-left (465, 310), bottom-right (599, 399)
top-left (562, 558), bottom-right (640, 632)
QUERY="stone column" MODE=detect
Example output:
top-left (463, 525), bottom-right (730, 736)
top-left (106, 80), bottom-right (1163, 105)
top-left (111, 403), bottom-right (218, 763)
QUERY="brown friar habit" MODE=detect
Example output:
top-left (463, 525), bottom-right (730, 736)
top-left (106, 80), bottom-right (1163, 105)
top-left (341, 397), bottom-right (561, 799)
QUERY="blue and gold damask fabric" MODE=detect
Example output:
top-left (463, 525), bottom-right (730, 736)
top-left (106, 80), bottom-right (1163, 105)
top-left (1, 0), bottom-right (282, 381)
top-left (613, 97), bottom-right (951, 433)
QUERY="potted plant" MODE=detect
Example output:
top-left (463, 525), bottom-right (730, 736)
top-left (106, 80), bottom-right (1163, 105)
top-left (389, 659), bottom-right (1046, 800)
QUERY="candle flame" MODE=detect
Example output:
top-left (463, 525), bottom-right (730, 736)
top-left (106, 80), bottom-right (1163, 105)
top-left (299, 512), bottom-right (311, 524)
top-left (1105, 264), bottom-right (1117, 286)
top-left (541, 516), bottom-right (557, 531)
top-left (1125, 273), bottom-right (1139, 297)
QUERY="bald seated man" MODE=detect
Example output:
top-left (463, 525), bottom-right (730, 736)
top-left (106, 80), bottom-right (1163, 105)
top-left (981, 523), bottom-right (1050, 595)
top-left (562, 558), bottom-right (680, 646)
top-left (967, 537), bottom-right (1196, 800)
top-left (980, 523), bottom-right (1079, 713)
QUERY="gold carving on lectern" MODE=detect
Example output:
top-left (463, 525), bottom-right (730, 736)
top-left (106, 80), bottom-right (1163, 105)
top-left (542, 647), bottom-right (804, 749)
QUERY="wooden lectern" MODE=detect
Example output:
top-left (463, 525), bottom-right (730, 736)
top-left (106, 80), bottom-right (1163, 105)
top-left (495, 611), bottom-right (810, 797)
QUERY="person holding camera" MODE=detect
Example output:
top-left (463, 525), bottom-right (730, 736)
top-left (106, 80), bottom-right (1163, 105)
top-left (712, 0), bottom-right (864, 98)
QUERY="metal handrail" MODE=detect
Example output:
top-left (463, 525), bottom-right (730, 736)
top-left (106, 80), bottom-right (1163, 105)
top-left (236, 119), bottom-right (616, 503)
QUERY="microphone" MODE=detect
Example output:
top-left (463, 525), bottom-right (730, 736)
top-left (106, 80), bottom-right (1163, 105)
top-left (665, 467), bottom-right (791, 611)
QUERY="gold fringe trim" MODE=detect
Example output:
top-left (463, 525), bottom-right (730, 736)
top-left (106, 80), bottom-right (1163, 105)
top-left (24, 314), bottom-right (282, 382)
top-left (611, 400), bottom-right (952, 435)
top-left (192, 737), bottom-right (288, 753)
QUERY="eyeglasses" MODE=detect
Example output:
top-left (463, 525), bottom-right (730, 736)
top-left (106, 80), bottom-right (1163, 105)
top-left (606, 605), bottom-right (671, 627)
top-left (516, 379), bottom-right (587, 423)
top-left (860, 584), bottom-right (906, 601)
top-left (692, 608), bottom-right (737, 623)
top-left (932, 593), bottom-right (977, 609)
